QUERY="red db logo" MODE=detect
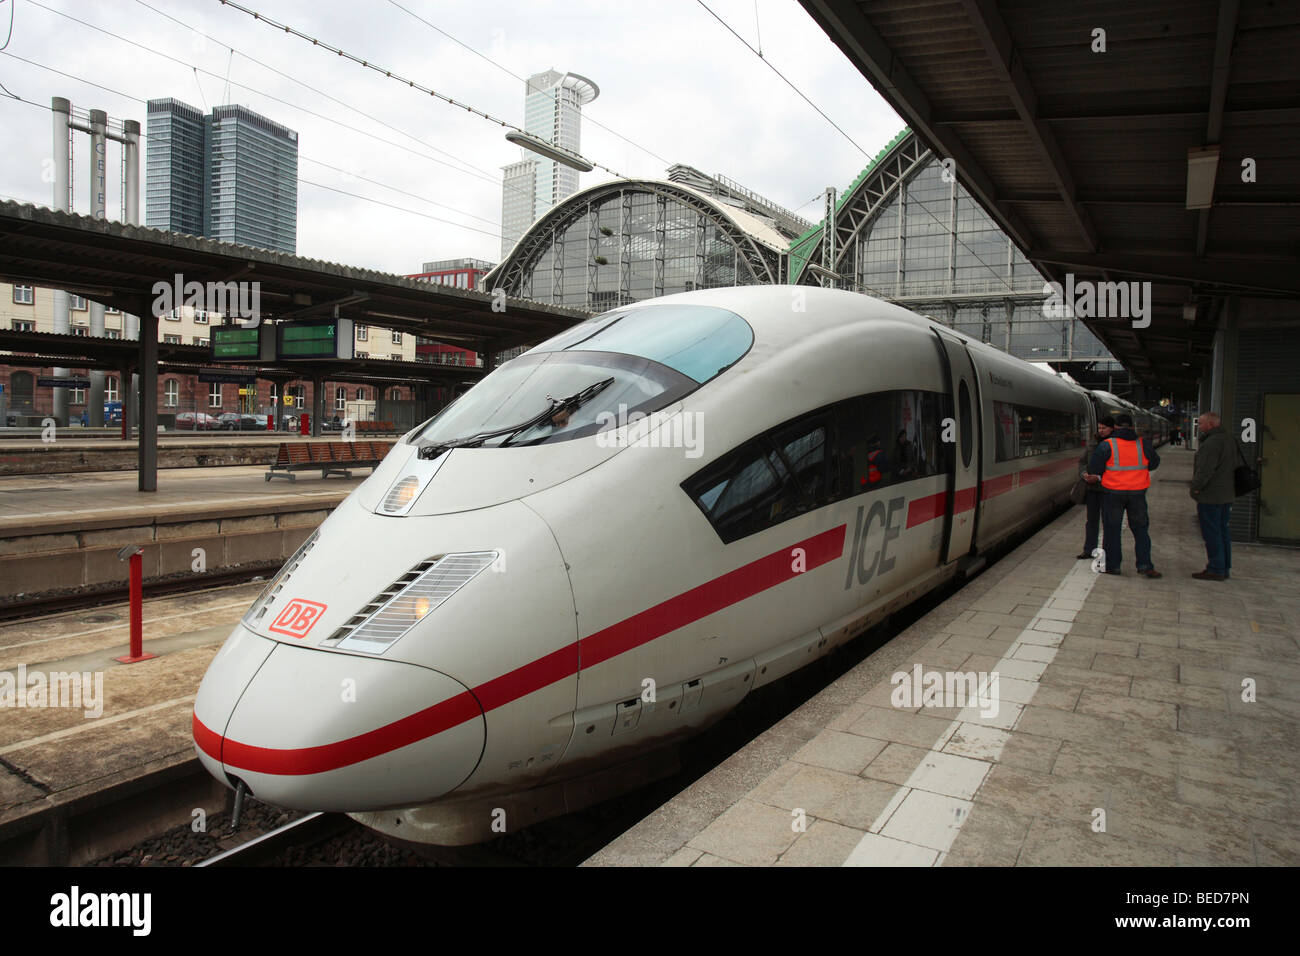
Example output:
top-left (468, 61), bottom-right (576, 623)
top-left (270, 599), bottom-right (327, 639)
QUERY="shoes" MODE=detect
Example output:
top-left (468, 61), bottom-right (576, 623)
top-left (1192, 571), bottom-right (1227, 581)
top-left (1076, 553), bottom-right (1092, 559)
top-left (1101, 569), bottom-right (1122, 575)
top-left (1138, 569), bottom-right (1162, 579)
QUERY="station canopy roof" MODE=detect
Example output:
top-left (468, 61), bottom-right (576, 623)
top-left (800, 0), bottom-right (1300, 393)
top-left (0, 200), bottom-right (591, 354)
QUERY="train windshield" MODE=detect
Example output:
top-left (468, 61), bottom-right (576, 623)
top-left (413, 305), bottom-right (752, 449)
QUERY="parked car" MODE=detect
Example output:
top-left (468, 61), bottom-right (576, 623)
top-left (215, 412), bottom-right (265, 431)
top-left (175, 412), bottom-right (220, 431)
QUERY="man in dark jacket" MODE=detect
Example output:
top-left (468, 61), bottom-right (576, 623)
top-left (1077, 416), bottom-right (1114, 559)
top-left (1190, 412), bottom-right (1236, 580)
top-left (1088, 413), bottom-right (1161, 577)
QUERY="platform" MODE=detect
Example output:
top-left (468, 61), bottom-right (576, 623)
top-left (0, 465), bottom-right (362, 602)
top-left (0, 433), bottom-right (351, 475)
top-left (585, 447), bottom-right (1300, 866)
top-left (0, 582), bottom-right (258, 863)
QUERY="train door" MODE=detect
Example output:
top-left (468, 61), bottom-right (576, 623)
top-left (932, 329), bottom-right (982, 563)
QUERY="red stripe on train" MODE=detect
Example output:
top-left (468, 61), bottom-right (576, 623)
top-left (196, 524), bottom-right (849, 776)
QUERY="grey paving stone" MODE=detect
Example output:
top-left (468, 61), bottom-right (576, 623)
top-left (1050, 740), bottom-right (1178, 800)
top-left (686, 799), bottom-right (800, 866)
top-left (1015, 704), bottom-right (1128, 745)
top-left (1017, 818), bottom-right (1180, 866)
top-left (775, 819), bottom-right (866, 866)
top-left (1174, 763), bottom-right (1292, 821)
top-left (844, 705), bottom-right (955, 749)
top-left (1130, 677), bottom-right (1229, 711)
top-left (661, 847), bottom-right (703, 867)
top-left (791, 729), bottom-right (888, 775)
top-left (757, 763), bottom-right (900, 831)
top-left (1089, 653), bottom-right (1180, 681)
top-left (1138, 643), bottom-right (1225, 669)
top-left (692, 852), bottom-right (745, 866)
top-left (1061, 635), bottom-right (1140, 658)
top-left (1075, 689), bottom-right (1177, 729)
top-left (1252, 820), bottom-right (1300, 865)
top-left (1037, 663), bottom-right (1132, 695)
top-left (941, 801), bottom-right (1035, 867)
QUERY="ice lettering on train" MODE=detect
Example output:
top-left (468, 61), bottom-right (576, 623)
top-left (843, 496), bottom-right (905, 589)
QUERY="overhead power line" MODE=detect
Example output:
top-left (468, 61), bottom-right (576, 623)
top-left (27, 0), bottom-right (509, 194)
top-left (384, 0), bottom-right (671, 167)
top-left (0, 62), bottom-right (505, 241)
top-left (695, 0), bottom-right (870, 158)
top-left (217, 0), bottom-right (627, 179)
top-left (130, 0), bottom-right (489, 183)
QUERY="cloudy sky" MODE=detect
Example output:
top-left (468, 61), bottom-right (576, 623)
top-left (0, 0), bottom-right (904, 274)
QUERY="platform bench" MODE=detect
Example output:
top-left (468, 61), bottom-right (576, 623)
top-left (265, 440), bottom-right (394, 481)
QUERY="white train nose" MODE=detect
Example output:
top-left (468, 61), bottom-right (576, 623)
top-left (194, 629), bottom-right (485, 811)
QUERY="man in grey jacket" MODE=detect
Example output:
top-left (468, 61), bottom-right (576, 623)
top-left (1190, 412), bottom-right (1237, 581)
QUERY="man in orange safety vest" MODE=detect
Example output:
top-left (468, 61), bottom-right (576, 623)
top-left (1086, 413), bottom-right (1161, 577)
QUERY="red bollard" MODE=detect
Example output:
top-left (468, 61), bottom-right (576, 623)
top-left (299, 411), bottom-right (310, 436)
top-left (115, 547), bottom-right (156, 664)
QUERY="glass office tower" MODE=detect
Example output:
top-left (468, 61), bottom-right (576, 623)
top-left (500, 70), bottom-right (599, 258)
top-left (145, 99), bottom-right (298, 254)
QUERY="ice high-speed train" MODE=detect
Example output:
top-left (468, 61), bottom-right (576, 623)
top-left (193, 286), bottom-right (1148, 845)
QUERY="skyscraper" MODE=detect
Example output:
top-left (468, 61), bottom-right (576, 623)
top-left (146, 99), bottom-right (299, 254)
top-left (145, 99), bottom-right (206, 238)
top-left (499, 70), bottom-right (598, 258)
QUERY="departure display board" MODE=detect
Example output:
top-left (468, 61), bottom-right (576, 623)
top-left (277, 319), bottom-right (354, 360)
top-left (212, 326), bottom-right (261, 361)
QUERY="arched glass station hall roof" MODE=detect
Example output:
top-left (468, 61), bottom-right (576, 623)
top-left (485, 131), bottom-right (1118, 367)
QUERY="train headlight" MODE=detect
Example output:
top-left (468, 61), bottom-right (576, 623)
top-left (381, 476), bottom-right (422, 514)
top-left (327, 551), bottom-right (498, 654)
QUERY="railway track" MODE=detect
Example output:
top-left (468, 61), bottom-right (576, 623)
top-left (0, 564), bottom-right (282, 624)
top-left (196, 813), bottom-right (353, 867)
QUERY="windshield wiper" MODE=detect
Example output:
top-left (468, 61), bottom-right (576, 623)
top-left (417, 377), bottom-right (614, 459)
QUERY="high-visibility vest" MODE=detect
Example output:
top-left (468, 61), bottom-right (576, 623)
top-left (867, 449), bottom-right (883, 484)
top-left (1101, 436), bottom-right (1150, 490)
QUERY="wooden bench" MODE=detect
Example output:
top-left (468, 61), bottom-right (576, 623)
top-left (265, 440), bottom-right (394, 481)
top-left (352, 420), bottom-right (397, 435)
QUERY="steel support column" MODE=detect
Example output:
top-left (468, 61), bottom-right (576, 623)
top-left (138, 307), bottom-right (158, 491)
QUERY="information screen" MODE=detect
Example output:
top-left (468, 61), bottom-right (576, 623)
top-left (280, 323), bottom-right (338, 358)
top-left (212, 326), bottom-right (261, 361)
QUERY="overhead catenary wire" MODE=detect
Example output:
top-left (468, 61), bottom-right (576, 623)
top-left (6, 5), bottom-right (1013, 292)
top-left (129, 0), bottom-right (492, 184)
top-left (383, 0), bottom-right (672, 167)
top-left (695, 0), bottom-right (871, 158)
top-left (217, 0), bottom-right (627, 180)
top-left (0, 75), bottom-right (506, 242)
top-left (694, 4), bottom-right (1016, 291)
top-left (28, 0), bottom-right (515, 198)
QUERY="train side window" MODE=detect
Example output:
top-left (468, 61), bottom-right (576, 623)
top-left (958, 381), bottom-right (973, 468)
top-left (834, 394), bottom-right (899, 493)
top-left (770, 414), bottom-right (832, 508)
top-left (684, 440), bottom-right (802, 544)
top-left (896, 390), bottom-right (944, 480)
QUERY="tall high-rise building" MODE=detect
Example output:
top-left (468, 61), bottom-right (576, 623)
top-left (146, 99), bottom-right (299, 254)
top-left (499, 70), bottom-right (598, 258)
top-left (145, 99), bottom-right (206, 238)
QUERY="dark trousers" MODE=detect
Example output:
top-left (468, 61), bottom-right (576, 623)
top-left (1083, 491), bottom-right (1103, 553)
top-left (1197, 502), bottom-right (1232, 576)
top-left (1102, 490), bottom-right (1154, 572)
